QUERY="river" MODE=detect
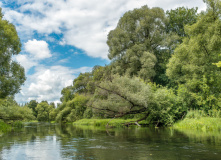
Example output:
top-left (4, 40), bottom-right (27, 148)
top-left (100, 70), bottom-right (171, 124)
top-left (0, 122), bottom-right (220, 160)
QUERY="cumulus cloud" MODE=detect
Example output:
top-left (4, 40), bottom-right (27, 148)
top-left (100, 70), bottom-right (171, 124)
top-left (24, 39), bottom-right (52, 60)
top-left (15, 65), bottom-right (92, 104)
top-left (14, 39), bottom-right (52, 73)
top-left (2, 0), bottom-right (206, 59)
top-left (15, 54), bottom-right (38, 73)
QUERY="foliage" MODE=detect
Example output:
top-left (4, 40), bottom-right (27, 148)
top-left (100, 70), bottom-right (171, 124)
top-left (166, 1), bottom-right (221, 110)
top-left (56, 2), bottom-right (221, 126)
top-left (166, 7), bottom-right (198, 38)
top-left (0, 98), bottom-right (35, 121)
top-left (36, 101), bottom-right (54, 121)
top-left (60, 86), bottom-right (74, 102)
top-left (73, 72), bottom-right (94, 94)
top-left (91, 75), bottom-right (182, 126)
top-left (148, 85), bottom-right (182, 126)
top-left (26, 100), bottom-right (38, 117)
top-left (0, 120), bottom-right (11, 133)
top-left (107, 5), bottom-right (171, 84)
top-left (55, 94), bottom-right (89, 122)
top-left (0, 8), bottom-right (26, 98)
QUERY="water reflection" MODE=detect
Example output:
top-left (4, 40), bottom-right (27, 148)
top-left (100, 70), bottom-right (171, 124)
top-left (0, 123), bottom-right (220, 160)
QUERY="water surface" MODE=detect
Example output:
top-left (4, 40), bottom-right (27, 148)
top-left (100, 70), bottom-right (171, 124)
top-left (0, 123), bottom-right (221, 160)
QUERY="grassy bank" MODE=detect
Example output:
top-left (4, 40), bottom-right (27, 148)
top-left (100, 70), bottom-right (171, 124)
top-left (0, 120), bottom-right (11, 135)
top-left (173, 110), bottom-right (221, 131)
top-left (173, 117), bottom-right (221, 131)
top-left (0, 120), bottom-right (24, 136)
top-left (73, 119), bottom-right (148, 128)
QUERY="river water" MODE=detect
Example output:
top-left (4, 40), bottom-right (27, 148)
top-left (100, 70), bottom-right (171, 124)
top-left (0, 123), bottom-right (221, 160)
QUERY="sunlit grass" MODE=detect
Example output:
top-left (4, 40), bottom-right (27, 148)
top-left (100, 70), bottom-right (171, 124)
top-left (173, 109), bottom-right (221, 131)
top-left (73, 119), bottom-right (148, 128)
top-left (0, 120), bottom-right (11, 133)
top-left (174, 117), bottom-right (221, 131)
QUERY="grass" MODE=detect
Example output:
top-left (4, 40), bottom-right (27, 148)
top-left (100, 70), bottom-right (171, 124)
top-left (173, 110), bottom-right (221, 132)
top-left (0, 120), bottom-right (11, 135)
top-left (174, 117), bottom-right (221, 131)
top-left (73, 118), bottom-right (148, 128)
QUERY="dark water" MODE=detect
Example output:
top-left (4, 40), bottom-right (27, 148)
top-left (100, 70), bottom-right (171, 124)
top-left (0, 123), bottom-right (221, 160)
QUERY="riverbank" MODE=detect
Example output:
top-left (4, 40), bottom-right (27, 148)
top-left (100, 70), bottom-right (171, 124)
top-left (73, 119), bottom-right (148, 127)
top-left (0, 120), bottom-right (24, 136)
top-left (173, 117), bottom-right (221, 131)
top-left (0, 120), bottom-right (11, 135)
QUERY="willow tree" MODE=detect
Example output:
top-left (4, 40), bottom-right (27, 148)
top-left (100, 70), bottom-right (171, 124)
top-left (107, 5), bottom-right (171, 84)
top-left (91, 75), bottom-right (180, 126)
top-left (0, 8), bottom-right (26, 98)
top-left (166, 0), bottom-right (221, 110)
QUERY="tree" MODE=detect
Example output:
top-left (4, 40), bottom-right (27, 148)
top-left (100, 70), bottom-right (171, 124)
top-left (166, 7), bottom-right (198, 38)
top-left (166, 0), bottom-right (221, 110)
top-left (73, 72), bottom-right (93, 94)
top-left (0, 8), bottom-right (26, 98)
top-left (107, 5), bottom-right (170, 84)
top-left (55, 94), bottom-right (89, 122)
top-left (60, 86), bottom-right (74, 102)
top-left (36, 101), bottom-right (54, 121)
top-left (27, 100), bottom-right (38, 117)
top-left (91, 75), bottom-right (180, 126)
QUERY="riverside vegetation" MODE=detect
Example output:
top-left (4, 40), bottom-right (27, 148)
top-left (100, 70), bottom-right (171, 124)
top-left (1, 0), bottom-right (221, 132)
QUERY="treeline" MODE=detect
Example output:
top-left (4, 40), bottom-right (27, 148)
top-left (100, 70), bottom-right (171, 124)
top-left (1, 0), bottom-right (221, 126)
top-left (50, 0), bottom-right (221, 126)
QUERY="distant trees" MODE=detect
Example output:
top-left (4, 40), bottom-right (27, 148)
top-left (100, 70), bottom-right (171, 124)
top-left (0, 98), bottom-right (34, 121)
top-left (35, 101), bottom-right (55, 121)
top-left (27, 100), bottom-right (38, 118)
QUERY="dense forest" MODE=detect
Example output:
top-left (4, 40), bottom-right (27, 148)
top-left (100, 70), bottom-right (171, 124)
top-left (0, 0), bottom-right (221, 126)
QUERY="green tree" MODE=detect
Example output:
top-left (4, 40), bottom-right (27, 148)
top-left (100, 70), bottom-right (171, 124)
top-left (107, 5), bottom-right (170, 84)
top-left (60, 86), bottom-right (74, 102)
top-left (166, 7), bottom-right (198, 38)
top-left (0, 97), bottom-right (35, 121)
top-left (55, 94), bottom-right (89, 122)
top-left (166, 0), bottom-right (221, 110)
top-left (0, 8), bottom-right (26, 98)
top-left (72, 72), bottom-right (96, 94)
top-left (27, 100), bottom-right (38, 117)
top-left (91, 75), bottom-right (180, 125)
top-left (36, 101), bottom-right (54, 121)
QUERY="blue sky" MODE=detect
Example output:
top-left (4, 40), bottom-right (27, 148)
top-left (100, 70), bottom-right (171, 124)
top-left (0, 0), bottom-right (206, 105)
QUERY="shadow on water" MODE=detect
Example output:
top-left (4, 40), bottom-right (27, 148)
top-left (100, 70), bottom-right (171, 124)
top-left (0, 123), bottom-right (221, 160)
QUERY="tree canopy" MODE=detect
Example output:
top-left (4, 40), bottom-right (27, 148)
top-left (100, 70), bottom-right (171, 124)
top-left (166, 0), bottom-right (221, 110)
top-left (0, 8), bottom-right (26, 98)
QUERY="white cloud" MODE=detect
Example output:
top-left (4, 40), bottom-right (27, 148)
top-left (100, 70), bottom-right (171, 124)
top-left (15, 54), bottom-right (37, 72)
top-left (24, 39), bottom-right (52, 60)
top-left (2, 0), bottom-right (206, 59)
top-left (15, 65), bottom-right (92, 104)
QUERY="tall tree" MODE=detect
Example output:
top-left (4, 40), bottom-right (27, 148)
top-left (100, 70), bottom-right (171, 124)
top-left (60, 86), bottom-right (74, 102)
top-left (166, 0), bottom-right (221, 110)
top-left (166, 7), bottom-right (198, 38)
top-left (107, 5), bottom-right (169, 84)
top-left (0, 8), bottom-right (26, 98)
